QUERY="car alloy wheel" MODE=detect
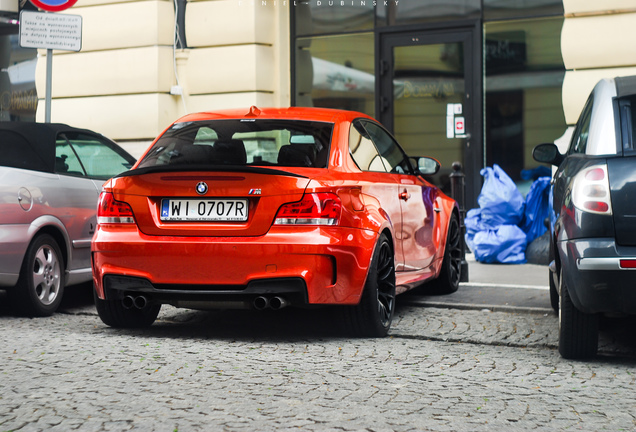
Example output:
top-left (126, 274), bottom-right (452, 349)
top-left (342, 233), bottom-right (396, 337)
top-left (11, 234), bottom-right (65, 317)
top-left (428, 214), bottom-right (462, 294)
top-left (375, 238), bottom-right (396, 328)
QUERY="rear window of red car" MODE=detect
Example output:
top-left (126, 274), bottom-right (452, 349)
top-left (138, 120), bottom-right (334, 169)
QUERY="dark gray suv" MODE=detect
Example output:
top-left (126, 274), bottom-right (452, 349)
top-left (534, 76), bottom-right (636, 359)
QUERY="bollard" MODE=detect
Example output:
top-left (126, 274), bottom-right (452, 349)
top-left (449, 162), bottom-right (469, 283)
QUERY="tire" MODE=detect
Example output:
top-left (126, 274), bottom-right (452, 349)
top-left (94, 290), bottom-right (161, 328)
top-left (428, 213), bottom-right (462, 294)
top-left (558, 269), bottom-right (598, 359)
top-left (549, 240), bottom-right (559, 312)
top-left (342, 233), bottom-right (396, 337)
top-left (549, 269), bottom-right (559, 312)
top-left (10, 234), bottom-right (65, 317)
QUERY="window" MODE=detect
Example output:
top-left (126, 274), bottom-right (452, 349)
top-left (295, 33), bottom-right (375, 116)
top-left (58, 133), bottom-right (135, 179)
top-left (361, 121), bottom-right (410, 174)
top-left (55, 138), bottom-right (85, 176)
top-left (376, 0), bottom-right (480, 27)
top-left (349, 120), bottom-right (386, 172)
top-left (0, 33), bottom-right (37, 121)
top-left (568, 96), bottom-right (593, 155)
top-left (485, 17), bottom-right (566, 185)
top-left (483, 0), bottom-right (563, 21)
top-left (0, 130), bottom-right (46, 171)
top-left (294, 1), bottom-right (374, 36)
top-left (138, 120), bottom-right (334, 169)
top-left (619, 96), bottom-right (636, 154)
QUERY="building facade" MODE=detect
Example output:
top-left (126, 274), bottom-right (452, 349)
top-left (2, 0), bottom-right (636, 205)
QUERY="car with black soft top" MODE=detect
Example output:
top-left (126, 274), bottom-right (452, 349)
top-left (0, 122), bottom-right (136, 316)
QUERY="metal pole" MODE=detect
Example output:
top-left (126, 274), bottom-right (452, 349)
top-left (45, 48), bottom-right (52, 123)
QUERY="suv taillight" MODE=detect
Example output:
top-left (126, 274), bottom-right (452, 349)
top-left (97, 192), bottom-right (135, 224)
top-left (274, 193), bottom-right (341, 226)
top-left (572, 165), bottom-right (612, 215)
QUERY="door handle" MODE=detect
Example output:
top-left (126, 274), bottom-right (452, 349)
top-left (399, 191), bottom-right (410, 201)
top-left (433, 206), bottom-right (442, 213)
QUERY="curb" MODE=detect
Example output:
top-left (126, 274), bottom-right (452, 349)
top-left (401, 299), bottom-right (555, 315)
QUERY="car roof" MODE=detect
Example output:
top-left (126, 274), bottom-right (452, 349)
top-left (0, 122), bottom-right (104, 173)
top-left (173, 106), bottom-right (376, 124)
top-left (615, 75), bottom-right (636, 98)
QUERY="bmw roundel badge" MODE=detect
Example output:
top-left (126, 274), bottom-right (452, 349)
top-left (195, 182), bottom-right (208, 195)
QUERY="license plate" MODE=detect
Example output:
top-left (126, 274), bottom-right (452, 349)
top-left (160, 198), bottom-right (248, 222)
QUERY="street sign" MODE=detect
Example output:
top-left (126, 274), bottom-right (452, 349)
top-left (19, 10), bottom-right (82, 51)
top-left (29, 0), bottom-right (77, 12)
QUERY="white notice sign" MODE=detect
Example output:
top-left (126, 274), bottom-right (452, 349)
top-left (19, 11), bottom-right (82, 51)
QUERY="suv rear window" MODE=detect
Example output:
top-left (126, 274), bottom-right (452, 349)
top-left (138, 120), bottom-right (334, 169)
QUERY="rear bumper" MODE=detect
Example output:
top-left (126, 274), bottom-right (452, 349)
top-left (558, 238), bottom-right (636, 314)
top-left (92, 225), bottom-right (378, 307)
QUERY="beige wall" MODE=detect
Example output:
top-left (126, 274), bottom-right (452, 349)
top-left (561, 1), bottom-right (636, 124)
top-left (35, 0), bottom-right (291, 156)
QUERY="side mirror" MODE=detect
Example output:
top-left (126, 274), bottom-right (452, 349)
top-left (413, 157), bottom-right (441, 175)
top-left (533, 143), bottom-right (564, 167)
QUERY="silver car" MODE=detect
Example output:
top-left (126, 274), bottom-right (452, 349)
top-left (0, 122), bottom-right (136, 316)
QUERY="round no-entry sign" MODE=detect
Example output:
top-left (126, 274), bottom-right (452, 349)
top-left (29, 0), bottom-right (77, 12)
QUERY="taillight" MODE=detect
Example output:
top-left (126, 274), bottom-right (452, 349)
top-left (97, 192), bottom-right (135, 224)
top-left (572, 165), bottom-right (612, 215)
top-left (274, 192), bottom-right (341, 226)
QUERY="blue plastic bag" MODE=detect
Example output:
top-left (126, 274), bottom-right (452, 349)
top-left (477, 164), bottom-right (525, 228)
top-left (520, 176), bottom-right (551, 243)
top-left (521, 166), bottom-right (551, 181)
top-left (464, 208), bottom-right (485, 253)
top-left (472, 225), bottom-right (528, 264)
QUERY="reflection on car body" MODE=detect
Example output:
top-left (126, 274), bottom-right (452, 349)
top-left (0, 122), bottom-right (136, 316)
top-left (92, 107), bottom-right (464, 336)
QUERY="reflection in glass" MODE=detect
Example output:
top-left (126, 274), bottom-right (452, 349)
top-left (376, 0), bottom-right (480, 27)
top-left (483, 0), bottom-right (563, 21)
top-left (294, 0), bottom-right (374, 36)
top-left (0, 31), bottom-right (37, 121)
top-left (295, 33), bottom-right (375, 116)
top-left (392, 42), bottom-right (465, 193)
top-left (485, 17), bottom-right (566, 190)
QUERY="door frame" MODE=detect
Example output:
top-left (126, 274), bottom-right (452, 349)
top-left (376, 22), bottom-right (483, 209)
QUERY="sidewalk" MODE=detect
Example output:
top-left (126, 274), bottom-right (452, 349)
top-left (464, 253), bottom-right (549, 289)
top-left (402, 254), bottom-right (553, 314)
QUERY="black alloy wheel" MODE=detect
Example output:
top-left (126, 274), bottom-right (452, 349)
top-left (343, 233), bottom-right (396, 337)
top-left (428, 214), bottom-right (462, 294)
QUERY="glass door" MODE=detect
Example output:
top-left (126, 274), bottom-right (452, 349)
top-left (379, 29), bottom-right (481, 208)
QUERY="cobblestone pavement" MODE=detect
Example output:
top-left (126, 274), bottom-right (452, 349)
top-left (1, 297), bottom-right (636, 432)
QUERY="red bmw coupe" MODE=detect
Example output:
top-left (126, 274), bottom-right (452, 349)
top-left (92, 107), bottom-right (462, 336)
